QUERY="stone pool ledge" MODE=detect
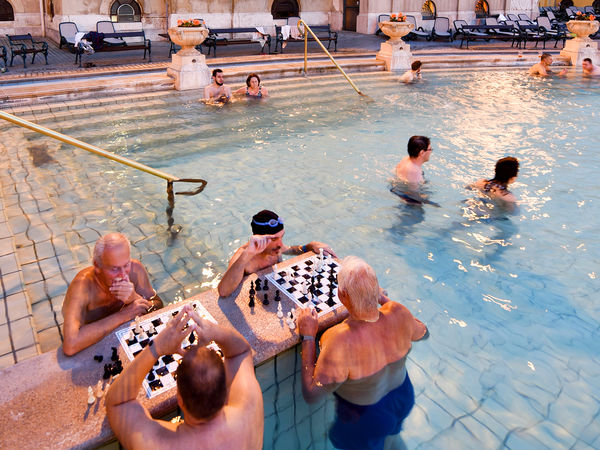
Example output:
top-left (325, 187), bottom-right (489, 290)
top-left (0, 253), bottom-right (348, 449)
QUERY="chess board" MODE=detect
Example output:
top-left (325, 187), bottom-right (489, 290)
top-left (115, 301), bottom-right (218, 399)
top-left (264, 255), bottom-right (343, 316)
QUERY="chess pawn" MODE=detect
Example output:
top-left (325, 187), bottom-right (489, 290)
top-left (148, 323), bottom-right (156, 335)
top-left (139, 329), bottom-right (148, 341)
top-left (96, 380), bottom-right (104, 398)
top-left (288, 319), bottom-right (296, 330)
top-left (263, 293), bottom-right (269, 305)
top-left (134, 319), bottom-right (143, 335)
top-left (87, 386), bottom-right (95, 405)
top-left (277, 302), bottom-right (284, 319)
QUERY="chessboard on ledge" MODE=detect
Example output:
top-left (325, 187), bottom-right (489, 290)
top-left (264, 251), bottom-right (343, 317)
top-left (115, 301), bottom-right (220, 399)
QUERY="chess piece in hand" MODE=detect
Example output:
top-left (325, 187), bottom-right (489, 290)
top-left (305, 241), bottom-right (338, 258)
top-left (297, 307), bottom-right (318, 338)
top-left (245, 235), bottom-right (270, 256)
top-left (121, 296), bottom-right (152, 320)
top-left (154, 305), bottom-right (195, 356)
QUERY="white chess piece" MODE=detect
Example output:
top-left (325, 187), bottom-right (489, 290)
top-left (148, 323), bottom-right (156, 334)
top-left (277, 302), bottom-right (283, 319)
top-left (301, 279), bottom-right (308, 295)
top-left (139, 329), bottom-right (148, 341)
top-left (288, 320), bottom-right (296, 330)
top-left (134, 318), bottom-right (143, 334)
top-left (96, 380), bottom-right (104, 398)
top-left (127, 330), bottom-right (134, 341)
top-left (87, 386), bottom-right (95, 405)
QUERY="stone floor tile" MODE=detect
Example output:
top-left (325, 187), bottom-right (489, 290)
top-left (50, 295), bottom-right (65, 313)
top-left (39, 257), bottom-right (61, 279)
top-left (3, 206), bottom-right (22, 219)
top-left (51, 235), bottom-right (70, 257)
top-left (13, 232), bottom-right (31, 248)
top-left (27, 225), bottom-right (53, 242)
top-left (0, 237), bottom-right (14, 257)
top-left (37, 327), bottom-right (62, 353)
top-left (0, 222), bottom-right (11, 238)
top-left (6, 292), bottom-right (30, 321)
top-left (22, 262), bottom-right (43, 285)
top-left (79, 228), bottom-right (101, 244)
top-left (0, 253), bottom-right (19, 274)
top-left (32, 301), bottom-right (56, 331)
top-left (1, 272), bottom-right (23, 297)
top-left (45, 274), bottom-right (69, 298)
top-left (34, 239), bottom-right (56, 260)
top-left (27, 280), bottom-right (48, 305)
top-left (0, 324), bottom-right (12, 355)
top-left (0, 352), bottom-right (16, 370)
top-left (57, 252), bottom-right (78, 271)
top-left (0, 302), bottom-right (6, 325)
top-left (16, 244), bottom-right (37, 265)
top-left (11, 317), bottom-right (36, 350)
top-left (15, 345), bottom-right (39, 362)
top-left (20, 200), bottom-right (39, 215)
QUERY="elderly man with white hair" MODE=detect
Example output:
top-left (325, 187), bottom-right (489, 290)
top-left (297, 256), bottom-right (428, 450)
top-left (62, 232), bottom-right (162, 355)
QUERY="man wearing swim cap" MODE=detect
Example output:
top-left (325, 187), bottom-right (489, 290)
top-left (217, 210), bottom-right (337, 297)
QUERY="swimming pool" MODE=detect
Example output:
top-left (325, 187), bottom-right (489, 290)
top-left (8, 68), bottom-right (600, 448)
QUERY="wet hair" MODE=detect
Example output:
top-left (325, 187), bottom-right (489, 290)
top-left (177, 346), bottom-right (227, 420)
top-left (246, 73), bottom-right (261, 87)
top-left (93, 233), bottom-right (130, 267)
top-left (337, 256), bottom-right (379, 321)
top-left (411, 60), bottom-right (422, 71)
top-left (212, 68), bottom-right (223, 78)
top-left (583, 58), bottom-right (592, 64)
top-left (407, 135), bottom-right (431, 158)
top-left (541, 53), bottom-right (552, 61)
top-left (491, 157), bottom-right (519, 185)
top-left (251, 209), bottom-right (284, 235)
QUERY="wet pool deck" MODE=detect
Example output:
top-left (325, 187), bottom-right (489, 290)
top-left (0, 31), bottom-right (570, 368)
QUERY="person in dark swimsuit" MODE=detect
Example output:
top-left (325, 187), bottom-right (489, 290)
top-left (234, 73), bottom-right (269, 98)
top-left (472, 157), bottom-right (519, 203)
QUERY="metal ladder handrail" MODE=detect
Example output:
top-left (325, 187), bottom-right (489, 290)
top-left (0, 110), bottom-right (207, 233)
top-left (297, 20), bottom-right (367, 97)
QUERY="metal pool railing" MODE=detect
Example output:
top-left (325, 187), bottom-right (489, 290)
top-left (0, 110), bottom-right (207, 234)
top-left (297, 20), bottom-right (369, 98)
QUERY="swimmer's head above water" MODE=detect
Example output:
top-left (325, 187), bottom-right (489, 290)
top-left (407, 135), bottom-right (432, 160)
top-left (492, 157), bottom-right (519, 185)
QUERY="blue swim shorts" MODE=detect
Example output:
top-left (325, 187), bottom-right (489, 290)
top-left (329, 373), bottom-right (415, 450)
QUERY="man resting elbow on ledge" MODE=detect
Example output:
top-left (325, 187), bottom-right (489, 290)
top-left (217, 209), bottom-right (337, 298)
top-left (61, 233), bottom-right (162, 356)
top-left (297, 256), bottom-right (428, 450)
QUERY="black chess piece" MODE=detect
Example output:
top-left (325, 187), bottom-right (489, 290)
top-left (93, 355), bottom-right (103, 363)
top-left (274, 290), bottom-right (281, 302)
top-left (255, 278), bottom-right (262, 291)
top-left (103, 364), bottom-right (112, 379)
top-left (327, 289), bottom-right (336, 307)
top-left (189, 331), bottom-right (196, 344)
top-left (111, 347), bottom-right (118, 362)
top-left (147, 371), bottom-right (155, 381)
top-left (249, 280), bottom-right (256, 307)
top-left (263, 293), bottom-right (269, 305)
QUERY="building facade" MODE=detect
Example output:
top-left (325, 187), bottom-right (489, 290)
top-left (0, 0), bottom-right (540, 43)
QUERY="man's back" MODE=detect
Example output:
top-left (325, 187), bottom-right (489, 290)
top-left (395, 156), bottom-right (424, 185)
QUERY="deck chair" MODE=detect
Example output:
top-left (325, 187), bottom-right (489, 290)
top-left (405, 15), bottom-right (430, 40)
top-left (453, 19), bottom-right (488, 48)
top-left (59, 22), bottom-right (78, 50)
top-left (565, 7), bottom-right (576, 19)
top-left (518, 13), bottom-right (532, 22)
top-left (485, 17), bottom-right (520, 45)
top-left (584, 6), bottom-right (595, 14)
top-left (96, 21), bottom-right (126, 46)
top-left (517, 20), bottom-right (547, 48)
top-left (507, 13), bottom-right (519, 21)
top-left (376, 14), bottom-right (390, 35)
top-left (431, 17), bottom-right (453, 41)
top-left (537, 16), bottom-right (567, 47)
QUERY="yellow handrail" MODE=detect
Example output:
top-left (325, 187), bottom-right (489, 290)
top-left (0, 110), bottom-right (178, 181)
top-left (297, 20), bottom-right (367, 97)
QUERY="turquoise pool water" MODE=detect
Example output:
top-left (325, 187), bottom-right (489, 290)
top-left (19, 69), bottom-right (600, 448)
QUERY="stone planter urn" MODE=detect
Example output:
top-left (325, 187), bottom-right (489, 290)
top-left (561, 20), bottom-right (600, 67)
top-left (376, 21), bottom-right (415, 71)
top-left (566, 20), bottom-right (600, 40)
top-left (168, 26), bottom-right (209, 55)
top-left (378, 21), bottom-right (415, 45)
top-left (167, 26), bottom-right (211, 91)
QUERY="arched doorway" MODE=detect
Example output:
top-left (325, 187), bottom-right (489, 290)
top-left (110, 0), bottom-right (141, 22)
top-left (421, 0), bottom-right (437, 20)
top-left (0, 0), bottom-right (14, 21)
top-left (271, 0), bottom-right (299, 19)
top-left (475, 0), bottom-right (489, 18)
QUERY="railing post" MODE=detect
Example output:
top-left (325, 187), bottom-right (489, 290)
top-left (304, 29), bottom-right (308, 74)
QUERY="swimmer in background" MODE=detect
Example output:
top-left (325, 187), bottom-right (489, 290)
top-left (528, 53), bottom-right (567, 77)
top-left (234, 73), bottom-right (269, 98)
top-left (395, 135), bottom-right (432, 186)
top-left (399, 60), bottom-right (422, 83)
top-left (471, 156), bottom-right (519, 203)
top-left (582, 58), bottom-right (600, 77)
top-left (204, 68), bottom-right (231, 103)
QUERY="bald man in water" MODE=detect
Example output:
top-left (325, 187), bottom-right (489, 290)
top-left (62, 233), bottom-right (162, 355)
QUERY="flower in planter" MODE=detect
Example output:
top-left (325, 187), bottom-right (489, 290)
top-left (390, 13), bottom-right (407, 23)
top-left (177, 19), bottom-right (205, 27)
top-left (574, 11), bottom-right (596, 21)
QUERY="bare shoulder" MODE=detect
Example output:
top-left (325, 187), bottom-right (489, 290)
top-left (64, 267), bottom-right (94, 299)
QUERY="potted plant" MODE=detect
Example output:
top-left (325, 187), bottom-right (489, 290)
top-left (566, 11), bottom-right (599, 39)
top-left (379, 13), bottom-right (415, 45)
top-left (168, 19), bottom-right (209, 55)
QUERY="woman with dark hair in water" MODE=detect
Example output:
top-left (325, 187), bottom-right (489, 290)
top-left (234, 73), bottom-right (269, 98)
top-left (472, 157), bottom-right (520, 203)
